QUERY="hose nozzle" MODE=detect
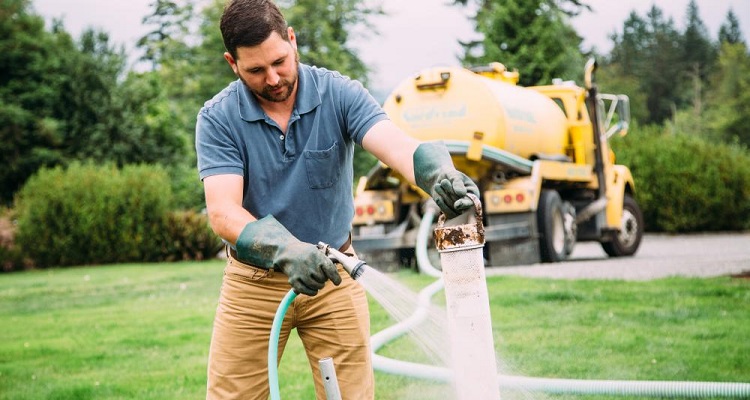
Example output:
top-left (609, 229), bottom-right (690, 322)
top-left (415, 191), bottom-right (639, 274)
top-left (317, 242), bottom-right (367, 280)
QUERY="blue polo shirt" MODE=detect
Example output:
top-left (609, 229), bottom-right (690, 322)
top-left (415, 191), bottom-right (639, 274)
top-left (196, 63), bottom-right (387, 249)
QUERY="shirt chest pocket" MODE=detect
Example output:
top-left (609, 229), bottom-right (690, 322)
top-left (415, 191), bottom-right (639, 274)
top-left (303, 141), bottom-right (340, 189)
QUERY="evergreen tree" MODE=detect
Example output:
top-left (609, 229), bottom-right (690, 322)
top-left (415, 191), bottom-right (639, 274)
top-left (0, 0), bottom-right (71, 204)
top-left (718, 9), bottom-right (745, 45)
top-left (704, 42), bottom-right (750, 146)
top-left (454, 0), bottom-right (587, 86)
top-left (609, 5), bottom-right (684, 124)
top-left (56, 28), bottom-right (187, 167)
top-left (681, 0), bottom-right (716, 74)
top-left (679, 0), bottom-right (716, 116)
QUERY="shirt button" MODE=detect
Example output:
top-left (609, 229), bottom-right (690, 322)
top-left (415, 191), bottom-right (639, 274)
top-left (279, 135), bottom-right (285, 140)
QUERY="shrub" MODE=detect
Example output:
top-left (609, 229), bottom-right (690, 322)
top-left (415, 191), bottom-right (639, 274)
top-left (14, 163), bottom-right (173, 268)
top-left (161, 210), bottom-right (223, 262)
top-left (167, 163), bottom-right (206, 212)
top-left (612, 126), bottom-right (750, 232)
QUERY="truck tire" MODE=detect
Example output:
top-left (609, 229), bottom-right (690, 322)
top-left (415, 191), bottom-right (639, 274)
top-left (537, 190), bottom-right (575, 262)
top-left (601, 194), bottom-right (644, 257)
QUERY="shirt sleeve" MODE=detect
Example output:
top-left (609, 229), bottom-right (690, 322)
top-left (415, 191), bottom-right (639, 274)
top-left (195, 108), bottom-right (245, 180)
top-left (339, 78), bottom-right (389, 146)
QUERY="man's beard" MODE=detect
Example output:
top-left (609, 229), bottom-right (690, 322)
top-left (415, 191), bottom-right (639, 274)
top-left (243, 55), bottom-right (299, 103)
top-left (256, 72), bottom-right (297, 102)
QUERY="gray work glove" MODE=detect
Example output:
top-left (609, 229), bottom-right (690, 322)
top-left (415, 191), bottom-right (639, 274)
top-left (236, 215), bottom-right (341, 296)
top-left (414, 141), bottom-right (480, 219)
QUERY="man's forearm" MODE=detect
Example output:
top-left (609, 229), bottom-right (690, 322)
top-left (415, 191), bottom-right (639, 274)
top-left (207, 204), bottom-right (256, 246)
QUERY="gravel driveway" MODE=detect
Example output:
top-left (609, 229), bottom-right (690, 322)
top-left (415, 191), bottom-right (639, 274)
top-left (486, 233), bottom-right (750, 280)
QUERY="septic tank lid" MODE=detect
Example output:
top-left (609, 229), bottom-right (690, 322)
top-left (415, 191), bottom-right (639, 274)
top-left (433, 193), bottom-right (485, 252)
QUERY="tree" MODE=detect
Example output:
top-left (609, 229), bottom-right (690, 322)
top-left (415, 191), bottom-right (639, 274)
top-left (280, 0), bottom-right (383, 85)
top-left (681, 0), bottom-right (715, 74)
top-left (718, 9), bottom-right (745, 45)
top-left (679, 0), bottom-right (716, 116)
top-left (1, 0), bottom-right (190, 204)
top-left (454, 0), bottom-right (588, 86)
top-left (608, 5), bottom-right (685, 124)
top-left (137, 0), bottom-right (196, 71)
top-left (595, 63), bottom-right (650, 125)
top-left (0, 0), bottom-right (71, 204)
top-left (137, 0), bottom-right (223, 167)
top-left (52, 28), bottom-right (188, 167)
top-left (704, 42), bottom-right (750, 147)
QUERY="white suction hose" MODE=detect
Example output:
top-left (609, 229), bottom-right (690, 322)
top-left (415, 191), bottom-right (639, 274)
top-left (415, 202), bottom-right (442, 278)
top-left (368, 203), bottom-right (750, 398)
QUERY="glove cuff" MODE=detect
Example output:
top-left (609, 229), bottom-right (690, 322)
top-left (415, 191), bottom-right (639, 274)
top-left (413, 141), bottom-right (453, 194)
top-left (235, 215), bottom-right (297, 269)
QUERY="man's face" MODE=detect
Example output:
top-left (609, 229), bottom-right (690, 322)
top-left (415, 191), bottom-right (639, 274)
top-left (225, 28), bottom-right (299, 103)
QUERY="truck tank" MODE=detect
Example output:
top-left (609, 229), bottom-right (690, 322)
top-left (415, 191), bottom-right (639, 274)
top-left (383, 65), bottom-right (569, 161)
top-left (353, 60), bottom-right (642, 269)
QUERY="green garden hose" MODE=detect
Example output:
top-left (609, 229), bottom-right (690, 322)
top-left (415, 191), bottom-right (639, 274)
top-left (268, 244), bottom-right (366, 400)
top-left (269, 289), bottom-right (297, 400)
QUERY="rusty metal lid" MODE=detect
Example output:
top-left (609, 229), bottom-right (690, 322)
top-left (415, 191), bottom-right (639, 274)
top-left (434, 193), bottom-right (485, 252)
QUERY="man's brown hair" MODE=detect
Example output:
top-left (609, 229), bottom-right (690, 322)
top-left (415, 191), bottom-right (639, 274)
top-left (220, 0), bottom-right (289, 59)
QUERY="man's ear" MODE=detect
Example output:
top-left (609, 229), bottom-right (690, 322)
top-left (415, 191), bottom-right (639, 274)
top-left (224, 52), bottom-right (238, 75)
top-left (287, 27), bottom-right (297, 50)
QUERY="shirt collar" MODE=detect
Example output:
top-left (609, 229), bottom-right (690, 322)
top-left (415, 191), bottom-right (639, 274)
top-left (238, 63), bottom-right (321, 122)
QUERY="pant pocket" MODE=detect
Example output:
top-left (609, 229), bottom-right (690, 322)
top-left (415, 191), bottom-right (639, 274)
top-left (225, 257), bottom-right (273, 283)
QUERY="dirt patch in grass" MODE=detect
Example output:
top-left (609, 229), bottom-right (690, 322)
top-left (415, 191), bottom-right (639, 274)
top-left (730, 270), bottom-right (750, 279)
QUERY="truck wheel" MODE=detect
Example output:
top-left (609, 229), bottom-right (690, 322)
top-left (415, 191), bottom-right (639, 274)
top-left (537, 190), bottom-right (575, 262)
top-left (601, 194), bottom-right (644, 257)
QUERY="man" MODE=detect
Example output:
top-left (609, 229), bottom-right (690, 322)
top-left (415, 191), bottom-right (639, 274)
top-left (195, 0), bottom-right (479, 398)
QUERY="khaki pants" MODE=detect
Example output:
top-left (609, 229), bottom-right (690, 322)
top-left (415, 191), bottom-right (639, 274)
top-left (206, 251), bottom-right (373, 400)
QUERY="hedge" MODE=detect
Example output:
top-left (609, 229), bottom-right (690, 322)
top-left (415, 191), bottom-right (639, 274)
top-left (612, 126), bottom-right (750, 233)
top-left (12, 162), bottom-right (221, 269)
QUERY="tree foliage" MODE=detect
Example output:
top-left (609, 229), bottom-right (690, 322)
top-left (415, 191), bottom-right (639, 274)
top-left (280, 0), bottom-right (383, 85)
top-left (704, 42), bottom-right (750, 146)
top-left (0, 0), bottom-right (188, 205)
top-left (718, 8), bottom-right (744, 45)
top-left (607, 6), bottom-right (686, 125)
top-left (454, 0), bottom-right (587, 86)
top-left (0, 0), bottom-right (68, 204)
top-left (137, 0), bottom-right (195, 71)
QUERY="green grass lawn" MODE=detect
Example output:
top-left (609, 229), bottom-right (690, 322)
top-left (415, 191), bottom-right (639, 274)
top-left (0, 261), bottom-right (748, 399)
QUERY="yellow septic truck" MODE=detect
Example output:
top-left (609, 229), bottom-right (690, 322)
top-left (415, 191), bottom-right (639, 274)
top-left (352, 59), bottom-right (644, 268)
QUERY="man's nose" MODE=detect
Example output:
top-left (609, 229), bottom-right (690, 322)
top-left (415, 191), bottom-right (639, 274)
top-left (266, 68), bottom-right (281, 86)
